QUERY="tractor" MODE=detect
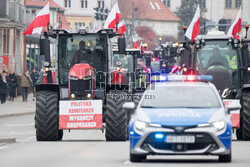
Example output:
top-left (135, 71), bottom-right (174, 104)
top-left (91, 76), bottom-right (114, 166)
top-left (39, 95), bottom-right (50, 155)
top-left (182, 27), bottom-right (250, 140)
top-left (35, 28), bottom-right (131, 141)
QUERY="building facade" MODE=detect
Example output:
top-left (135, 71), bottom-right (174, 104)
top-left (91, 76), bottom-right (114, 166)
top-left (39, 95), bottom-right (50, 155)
top-left (0, 0), bottom-right (26, 74)
top-left (54, 0), bottom-right (113, 31)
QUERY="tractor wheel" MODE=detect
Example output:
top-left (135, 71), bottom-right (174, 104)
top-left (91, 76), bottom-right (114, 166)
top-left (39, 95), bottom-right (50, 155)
top-left (35, 90), bottom-right (63, 141)
top-left (105, 92), bottom-right (128, 141)
top-left (242, 90), bottom-right (250, 140)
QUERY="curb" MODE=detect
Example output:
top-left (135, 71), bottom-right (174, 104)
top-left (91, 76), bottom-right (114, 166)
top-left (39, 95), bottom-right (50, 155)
top-left (0, 138), bottom-right (16, 143)
top-left (0, 111), bottom-right (35, 118)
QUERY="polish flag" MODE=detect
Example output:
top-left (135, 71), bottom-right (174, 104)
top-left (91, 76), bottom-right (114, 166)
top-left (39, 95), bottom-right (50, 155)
top-left (24, 3), bottom-right (50, 35)
top-left (116, 19), bottom-right (127, 34)
top-left (227, 7), bottom-right (241, 40)
top-left (132, 38), bottom-right (138, 49)
top-left (185, 5), bottom-right (200, 42)
top-left (140, 41), bottom-right (144, 54)
top-left (104, 2), bottom-right (121, 29)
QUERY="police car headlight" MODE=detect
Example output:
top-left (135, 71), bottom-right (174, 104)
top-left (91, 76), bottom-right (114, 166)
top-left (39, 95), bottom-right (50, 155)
top-left (134, 121), bottom-right (146, 131)
top-left (213, 121), bottom-right (225, 131)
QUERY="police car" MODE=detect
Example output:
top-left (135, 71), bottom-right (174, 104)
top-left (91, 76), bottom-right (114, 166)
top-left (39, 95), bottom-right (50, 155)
top-left (123, 75), bottom-right (240, 162)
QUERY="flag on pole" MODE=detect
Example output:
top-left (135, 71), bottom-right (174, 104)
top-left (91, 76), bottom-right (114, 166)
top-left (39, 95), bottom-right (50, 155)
top-left (24, 3), bottom-right (50, 35)
top-left (185, 5), bottom-right (200, 42)
top-left (116, 19), bottom-right (127, 34)
top-left (227, 7), bottom-right (241, 40)
top-left (103, 2), bottom-right (121, 29)
top-left (132, 36), bottom-right (138, 49)
top-left (140, 41), bottom-right (144, 54)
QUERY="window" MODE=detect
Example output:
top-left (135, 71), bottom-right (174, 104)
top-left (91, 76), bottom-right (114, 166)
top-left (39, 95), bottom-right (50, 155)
top-left (65, 0), bottom-right (71, 8)
top-left (81, 0), bottom-right (88, 8)
top-left (225, 0), bottom-right (232, 8)
top-left (167, 0), bottom-right (170, 7)
top-left (235, 0), bottom-right (241, 8)
top-left (200, 0), bottom-right (206, 8)
top-left (74, 22), bottom-right (85, 30)
top-left (97, 0), bottom-right (104, 8)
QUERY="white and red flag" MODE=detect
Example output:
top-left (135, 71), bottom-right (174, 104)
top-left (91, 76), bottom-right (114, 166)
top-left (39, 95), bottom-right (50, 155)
top-left (140, 41), bottom-right (144, 54)
top-left (116, 19), bottom-right (127, 34)
top-left (227, 7), bottom-right (241, 40)
top-left (132, 36), bottom-right (138, 49)
top-left (185, 5), bottom-right (200, 42)
top-left (24, 3), bottom-right (50, 35)
top-left (104, 2), bottom-right (121, 29)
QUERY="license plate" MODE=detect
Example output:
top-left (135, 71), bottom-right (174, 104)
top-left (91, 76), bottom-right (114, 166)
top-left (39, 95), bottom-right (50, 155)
top-left (165, 135), bottom-right (195, 143)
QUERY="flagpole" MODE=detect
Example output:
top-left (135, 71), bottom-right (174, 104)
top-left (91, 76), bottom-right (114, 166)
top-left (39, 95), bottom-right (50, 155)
top-left (131, 0), bottom-right (135, 48)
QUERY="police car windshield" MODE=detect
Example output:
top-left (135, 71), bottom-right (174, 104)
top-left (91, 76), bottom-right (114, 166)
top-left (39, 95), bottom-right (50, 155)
top-left (141, 85), bottom-right (221, 108)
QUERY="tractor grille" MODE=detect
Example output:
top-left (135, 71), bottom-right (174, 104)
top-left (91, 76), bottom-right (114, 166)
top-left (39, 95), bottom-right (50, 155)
top-left (70, 79), bottom-right (92, 97)
top-left (141, 132), bottom-right (218, 153)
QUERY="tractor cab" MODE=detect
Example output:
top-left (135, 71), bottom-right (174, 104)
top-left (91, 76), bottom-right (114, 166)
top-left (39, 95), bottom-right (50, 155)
top-left (188, 29), bottom-right (250, 140)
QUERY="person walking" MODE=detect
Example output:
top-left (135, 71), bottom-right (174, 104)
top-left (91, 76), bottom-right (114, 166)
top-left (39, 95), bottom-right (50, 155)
top-left (8, 70), bottom-right (17, 101)
top-left (20, 70), bottom-right (33, 102)
top-left (30, 68), bottom-right (40, 101)
top-left (0, 70), bottom-right (8, 104)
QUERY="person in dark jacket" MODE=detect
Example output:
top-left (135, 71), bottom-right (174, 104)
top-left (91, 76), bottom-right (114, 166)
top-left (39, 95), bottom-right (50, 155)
top-left (0, 70), bottom-right (8, 104)
top-left (8, 70), bottom-right (17, 101)
top-left (30, 68), bottom-right (40, 100)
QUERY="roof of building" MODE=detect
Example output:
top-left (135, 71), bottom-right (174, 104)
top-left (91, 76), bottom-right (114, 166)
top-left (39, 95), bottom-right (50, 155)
top-left (25, 0), bottom-right (64, 11)
top-left (119, 0), bottom-right (180, 22)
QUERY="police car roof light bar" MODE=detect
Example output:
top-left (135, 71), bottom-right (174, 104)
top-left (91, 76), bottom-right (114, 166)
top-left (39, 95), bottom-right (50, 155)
top-left (151, 74), bottom-right (213, 82)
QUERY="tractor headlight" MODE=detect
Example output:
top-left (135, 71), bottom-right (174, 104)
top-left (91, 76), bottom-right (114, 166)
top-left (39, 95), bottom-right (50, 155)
top-left (213, 121), bottom-right (226, 131)
top-left (86, 93), bottom-right (92, 99)
top-left (71, 93), bottom-right (76, 99)
top-left (134, 121), bottom-right (146, 131)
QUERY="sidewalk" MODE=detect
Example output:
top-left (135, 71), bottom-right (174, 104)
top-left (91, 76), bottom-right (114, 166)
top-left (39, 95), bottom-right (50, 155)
top-left (0, 94), bottom-right (35, 118)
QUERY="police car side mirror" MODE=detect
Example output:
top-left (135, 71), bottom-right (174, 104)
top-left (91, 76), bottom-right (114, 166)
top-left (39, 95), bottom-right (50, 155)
top-left (123, 102), bottom-right (136, 109)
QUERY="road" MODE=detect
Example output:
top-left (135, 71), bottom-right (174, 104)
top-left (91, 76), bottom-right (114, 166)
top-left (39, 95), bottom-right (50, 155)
top-left (0, 114), bottom-right (250, 167)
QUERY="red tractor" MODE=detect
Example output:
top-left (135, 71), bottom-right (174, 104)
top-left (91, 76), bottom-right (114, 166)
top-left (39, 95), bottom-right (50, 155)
top-left (35, 29), bottom-right (131, 141)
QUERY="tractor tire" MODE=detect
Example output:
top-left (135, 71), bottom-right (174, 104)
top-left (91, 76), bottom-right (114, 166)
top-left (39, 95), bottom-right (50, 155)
top-left (35, 90), bottom-right (63, 141)
top-left (105, 92), bottom-right (128, 141)
top-left (236, 128), bottom-right (243, 140)
top-left (242, 91), bottom-right (250, 140)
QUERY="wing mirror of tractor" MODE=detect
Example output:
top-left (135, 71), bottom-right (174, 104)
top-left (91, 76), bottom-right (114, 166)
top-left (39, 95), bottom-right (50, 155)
top-left (123, 102), bottom-right (136, 110)
top-left (146, 57), bottom-right (151, 68)
top-left (118, 37), bottom-right (126, 54)
top-left (226, 104), bottom-right (241, 114)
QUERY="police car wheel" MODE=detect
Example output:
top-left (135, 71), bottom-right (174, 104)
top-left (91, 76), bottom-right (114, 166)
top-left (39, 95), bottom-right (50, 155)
top-left (219, 148), bottom-right (231, 162)
top-left (130, 153), bottom-right (146, 162)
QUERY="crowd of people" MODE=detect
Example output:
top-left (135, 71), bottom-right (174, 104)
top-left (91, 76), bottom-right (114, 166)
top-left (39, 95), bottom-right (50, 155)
top-left (0, 69), bottom-right (40, 104)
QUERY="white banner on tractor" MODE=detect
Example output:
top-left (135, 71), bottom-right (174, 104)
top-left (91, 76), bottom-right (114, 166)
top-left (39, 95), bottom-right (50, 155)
top-left (223, 99), bottom-right (240, 128)
top-left (59, 100), bottom-right (102, 129)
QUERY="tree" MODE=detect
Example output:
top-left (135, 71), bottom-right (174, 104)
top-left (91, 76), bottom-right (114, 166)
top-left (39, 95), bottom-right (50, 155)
top-left (176, 0), bottom-right (207, 39)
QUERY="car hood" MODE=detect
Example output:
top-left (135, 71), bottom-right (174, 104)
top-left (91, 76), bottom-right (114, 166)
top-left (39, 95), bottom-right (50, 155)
top-left (136, 108), bottom-right (224, 126)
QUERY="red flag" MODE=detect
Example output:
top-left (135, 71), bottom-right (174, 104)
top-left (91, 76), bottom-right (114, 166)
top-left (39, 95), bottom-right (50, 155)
top-left (132, 36), bottom-right (138, 49)
top-left (140, 41), bottom-right (144, 54)
top-left (24, 3), bottom-right (50, 35)
top-left (104, 2), bottom-right (121, 29)
top-left (116, 19), bottom-right (126, 34)
top-left (227, 7), bottom-right (241, 40)
top-left (185, 5), bottom-right (200, 42)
